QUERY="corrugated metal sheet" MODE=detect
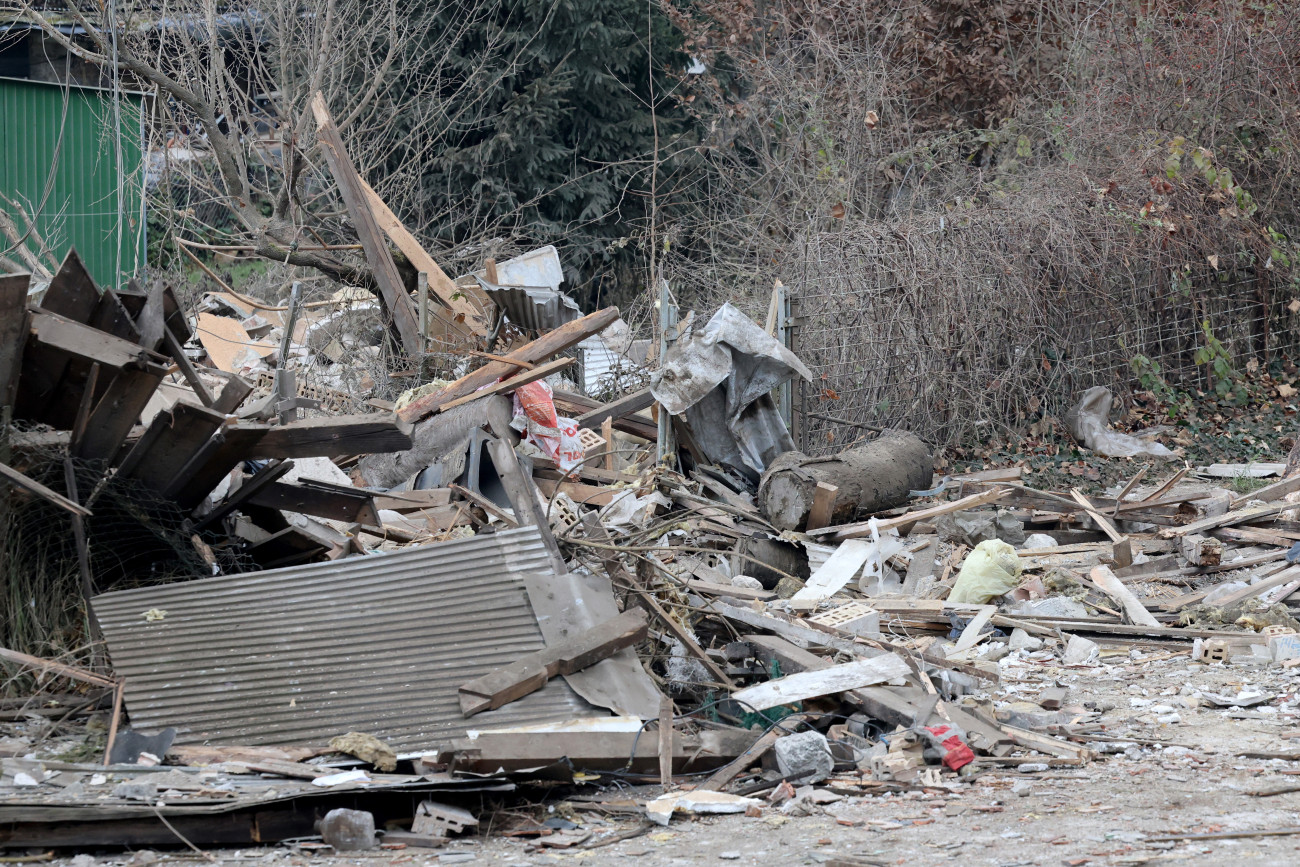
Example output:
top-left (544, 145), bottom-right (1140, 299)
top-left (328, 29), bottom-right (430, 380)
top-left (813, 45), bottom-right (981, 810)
top-left (0, 76), bottom-right (145, 287)
top-left (478, 279), bottom-right (582, 333)
top-left (92, 527), bottom-right (595, 752)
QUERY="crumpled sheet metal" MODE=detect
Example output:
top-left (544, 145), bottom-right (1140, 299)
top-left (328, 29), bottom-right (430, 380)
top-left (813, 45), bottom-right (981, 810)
top-left (651, 303), bottom-right (812, 477)
top-left (476, 279), bottom-right (582, 333)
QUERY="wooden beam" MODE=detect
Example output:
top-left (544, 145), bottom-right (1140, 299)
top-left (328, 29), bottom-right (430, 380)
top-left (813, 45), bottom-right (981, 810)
top-left (72, 362), bottom-right (169, 465)
top-left (194, 459), bottom-right (295, 530)
top-left (397, 307), bottom-right (621, 423)
top-left (245, 414), bottom-right (412, 459)
top-left (246, 479), bottom-right (381, 526)
top-left (458, 609), bottom-right (649, 716)
top-left (358, 178), bottom-right (491, 338)
top-left (811, 488), bottom-right (1009, 540)
top-left (0, 461), bottom-right (91, 517)
top-left (0, 273), bottom-right (31, 408)
top-left (553, 388), bottom-right (658, 441)
top-left (449, 483), bottom-right (521, 527)
top-left (436, 357), bottom-right (575, 413)
top-left (1071, 489), bottom-right (1132, 567)
top-left (697, 713), bottom-right (811, 792)
top-left (575, 387), bottom-right (655, 428)
top-left (117, 403), bottom-right (227, 494)
top-left (311, 93), bottom-right (422, 354)
top-left (162, 327), bottom-right (215, 406)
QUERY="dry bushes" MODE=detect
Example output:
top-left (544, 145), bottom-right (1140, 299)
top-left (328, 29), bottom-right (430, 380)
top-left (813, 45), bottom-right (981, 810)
top-left (659, 0), bottom-right (1300, 448)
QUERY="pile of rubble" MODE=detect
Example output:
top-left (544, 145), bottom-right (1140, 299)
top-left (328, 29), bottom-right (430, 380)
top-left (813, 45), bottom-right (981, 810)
top-left (5, 118), bottom-right (1300, 858)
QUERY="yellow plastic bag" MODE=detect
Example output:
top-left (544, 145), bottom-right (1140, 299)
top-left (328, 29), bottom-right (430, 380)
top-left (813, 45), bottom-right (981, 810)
top-left (948, 539), bottom-right (1023, 604)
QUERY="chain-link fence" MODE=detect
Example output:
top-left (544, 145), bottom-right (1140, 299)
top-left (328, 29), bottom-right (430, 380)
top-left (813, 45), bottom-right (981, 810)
top-left (789, 226), bottom-right (1300, 455)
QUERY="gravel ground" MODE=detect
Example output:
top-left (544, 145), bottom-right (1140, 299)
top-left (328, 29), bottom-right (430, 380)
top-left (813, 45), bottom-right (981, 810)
top-left (29, 644), bottom-right (1300, 866)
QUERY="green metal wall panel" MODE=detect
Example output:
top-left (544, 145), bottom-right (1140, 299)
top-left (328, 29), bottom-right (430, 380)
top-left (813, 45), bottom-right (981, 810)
top-left (0, 76), bottom-right (145, 288)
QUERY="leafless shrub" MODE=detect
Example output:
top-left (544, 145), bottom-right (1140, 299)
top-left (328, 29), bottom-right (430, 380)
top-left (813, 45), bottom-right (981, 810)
top-left (659, 0), bottom-right (1300, 448)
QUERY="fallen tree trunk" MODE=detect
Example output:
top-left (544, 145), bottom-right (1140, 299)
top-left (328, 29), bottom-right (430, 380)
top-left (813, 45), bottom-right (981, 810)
top-left (758, 431), bottom-right (932, 531)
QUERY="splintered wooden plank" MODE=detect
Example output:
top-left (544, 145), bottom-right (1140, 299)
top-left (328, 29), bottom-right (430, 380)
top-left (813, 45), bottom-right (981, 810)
top-left (28, 309), bottom-right (153, 371)
top-left (812, 488), bottom-right (1010, 540)
top-left (396, 308), bottom-right (622, 424)
top-left (436, 357), bottom-right (575, 412)
top-left (71, 362), bottom-right (169, 465)
top-left (246, 415), bottom-right (412, 459)
top-left (728, 654), bottom-right (911, 712)
top-left (0, 461), bottom-right (91, 517)
top-left (246, 479), bottom-right (381, 526)
top-left (41, 248), bottom-right (100, 322)
top-left (575, 387), bottom-right (655, 428)
top-left (358, 178), bottom-right (491, 338)
top-left (118, 403), bottom-right (227, 494)
top-left (1088, 565), bottom-right (1159, 628)
top-left (171, 423), bottom-right (272, 510)
top-left (458, 609), bottom-right (649, 717)
top-left (0, 273), bottom-right (30, 408)
top-left (1162, 502), bottom-right (1293, 538)
top-left (311, 94), bottom-right (421, 354)
top-left (1071, 489), bottom-right (1132, 567)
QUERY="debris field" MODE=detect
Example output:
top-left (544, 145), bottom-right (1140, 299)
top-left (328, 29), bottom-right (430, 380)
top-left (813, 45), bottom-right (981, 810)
top-left (4, 109), bottom-right (1300, 867)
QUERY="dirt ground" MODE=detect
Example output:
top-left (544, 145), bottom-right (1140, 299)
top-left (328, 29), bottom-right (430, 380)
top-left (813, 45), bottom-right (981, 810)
top-left (31, 645), bottom-right (1300, 867)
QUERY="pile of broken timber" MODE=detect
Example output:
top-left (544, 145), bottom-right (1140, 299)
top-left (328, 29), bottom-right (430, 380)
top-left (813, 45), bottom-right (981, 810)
top-left (0, 251), bottom-right (415, 571)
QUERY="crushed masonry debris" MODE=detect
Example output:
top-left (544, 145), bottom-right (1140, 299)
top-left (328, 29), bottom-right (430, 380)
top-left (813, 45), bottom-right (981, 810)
top-left (6, 200), bottom-right (1300, 863)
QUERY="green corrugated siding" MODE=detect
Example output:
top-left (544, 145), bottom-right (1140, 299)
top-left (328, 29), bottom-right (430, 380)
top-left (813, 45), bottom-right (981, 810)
top-left (0, 76), bottom-right (145, 288)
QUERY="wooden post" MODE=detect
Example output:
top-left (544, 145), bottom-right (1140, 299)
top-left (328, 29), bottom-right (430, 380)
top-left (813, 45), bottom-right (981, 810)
top-left (417, 272), bottom-right (429, 356)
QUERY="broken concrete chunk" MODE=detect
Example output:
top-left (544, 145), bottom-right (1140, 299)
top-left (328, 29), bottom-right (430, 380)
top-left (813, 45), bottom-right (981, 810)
top-left (773, 730), bottom-right (834, 784)
top-left (1062, 635), bottom-right (1100, 666)
top-left (111, 780), bottom-right (158, 801)
top-left (1009, 596), bottom-right (1090, 619)
top-left (1008, 628), bottom-right (1044, 652)
top-left (318, 807), bottom-right (376, 852)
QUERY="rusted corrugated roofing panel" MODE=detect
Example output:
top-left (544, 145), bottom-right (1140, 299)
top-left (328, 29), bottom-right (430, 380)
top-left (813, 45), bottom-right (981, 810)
top-left (91, 527), bottom-right (594, 751)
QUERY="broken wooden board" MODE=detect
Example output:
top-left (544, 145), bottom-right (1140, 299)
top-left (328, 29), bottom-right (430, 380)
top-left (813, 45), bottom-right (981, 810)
top-left (458, 609), bottom-right (649, 716)
top-left (170, 424), bottom-right (272, 510)
top-left (311, 93), bottom-right (422, 354)
top-left (246, 480), bottom-right (381, 527)
top-left (0, 461), bottom-right (91, 517)
top-left (195, 312), bottom-right (274, 373)
top-left (534, 477), bottom-right (620, 507)
top-left (71, 361), bottom-right (170, 465)
top-left (1162, 502), bottom-right (1294, 538)
top-left (1071, 490), bottom-right (1132, 568)
top-left (397, 308), bottom-right (621, 424)
top-left (0, 273), bottom-right (31, 408)
top-left (358, 178), bottom-right (491, 338)
top-left (436, 357), bottom-right (575, 413)
top-left (728, 654), bottom-right (911, 712)
top-left (246, 415), bottom-right (412, 459)
top-left (116, 403), bottom-right (227, 494)
top-left (812, 488), bottom-right (1010, 541)
top-left (1089, 565), bottom-right (1160, 628)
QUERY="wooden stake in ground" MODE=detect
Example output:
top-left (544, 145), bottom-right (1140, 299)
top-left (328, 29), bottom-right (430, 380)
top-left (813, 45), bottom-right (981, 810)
top-left (658, 696), bottom-right (674, 789)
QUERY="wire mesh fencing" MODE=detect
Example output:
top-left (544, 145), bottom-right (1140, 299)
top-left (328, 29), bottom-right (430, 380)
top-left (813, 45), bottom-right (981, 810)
top-left (789, 226), bottom-right (1300, 455)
